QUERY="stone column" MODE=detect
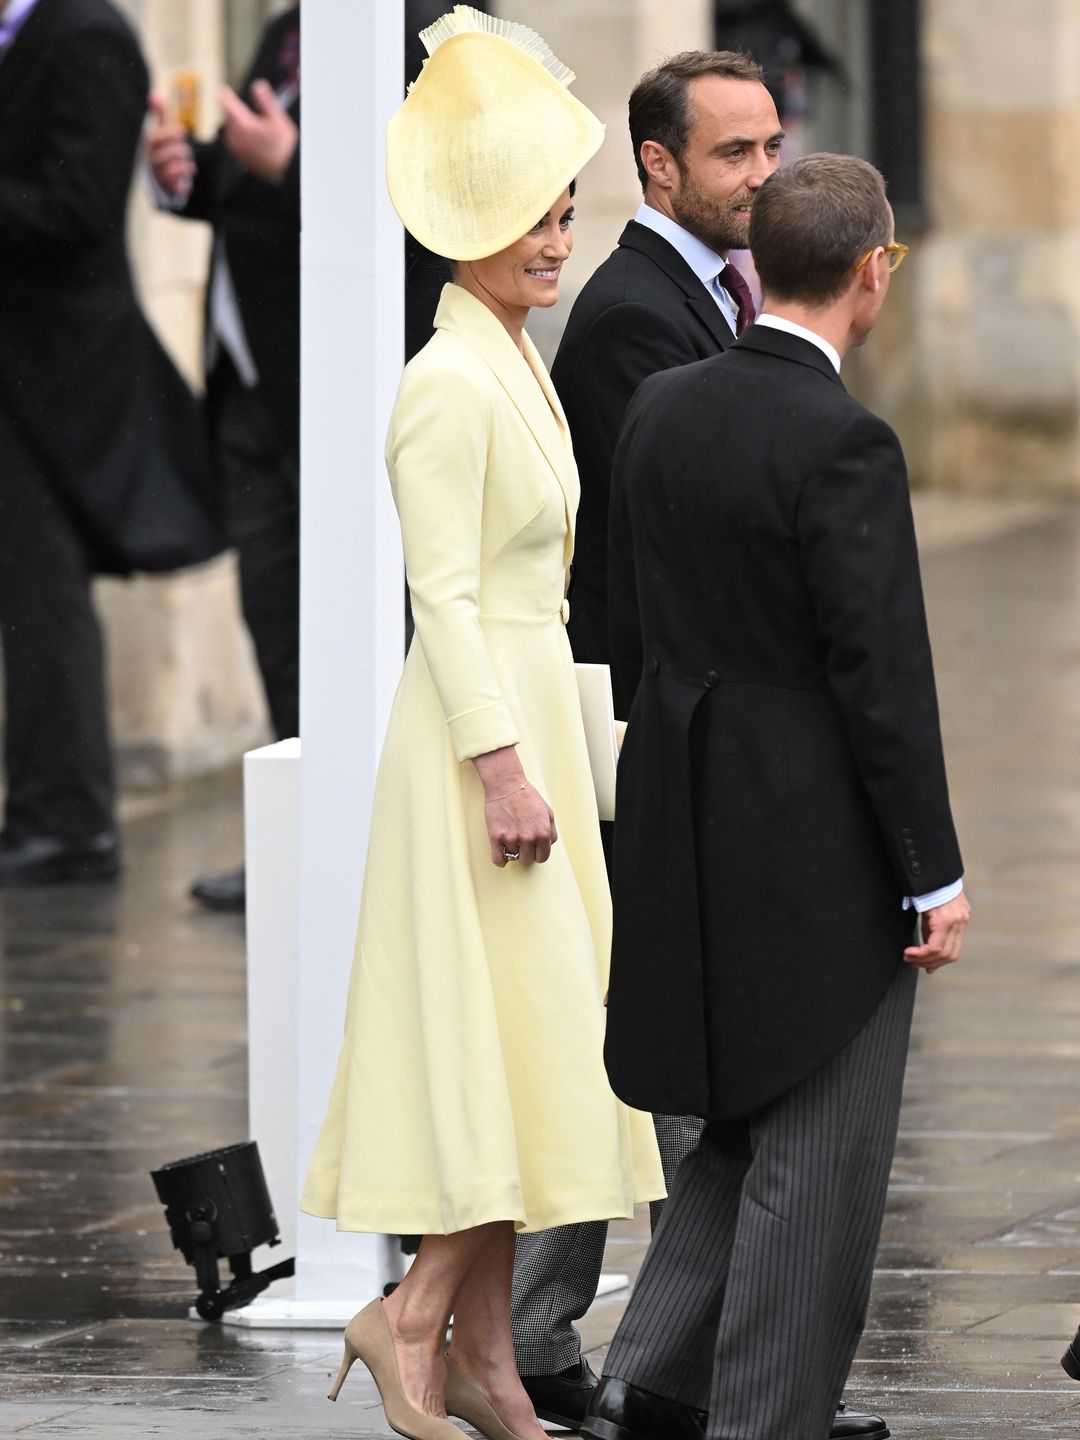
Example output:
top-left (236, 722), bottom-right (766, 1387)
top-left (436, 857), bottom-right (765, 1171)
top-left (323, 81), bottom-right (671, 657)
top-left (855, 0), bottom-right (1080, 494)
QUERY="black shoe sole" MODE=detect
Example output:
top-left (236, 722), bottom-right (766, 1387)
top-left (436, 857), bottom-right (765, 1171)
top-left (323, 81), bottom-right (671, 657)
top-left (190, 892), bottom-right (246, 913)
top-left (580, 1420), bottom-right (632, 1440)
top-left (0, 855), bottom-right (119, 887)
top-left (532, 1403), bottom-right (585, 1429)
top-left (1062, 1344), bottom-right (1080, 1380)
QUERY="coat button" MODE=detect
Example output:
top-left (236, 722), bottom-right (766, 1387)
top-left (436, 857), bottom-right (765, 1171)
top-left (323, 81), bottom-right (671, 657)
top-left (559, 598), bottom-right (570, 624)
top-left (911, 862), bottom-right (923, 876)
top-left (704, 670), bottom-right (719, 688)
top-left (647, 657), bottom-right (659, 676)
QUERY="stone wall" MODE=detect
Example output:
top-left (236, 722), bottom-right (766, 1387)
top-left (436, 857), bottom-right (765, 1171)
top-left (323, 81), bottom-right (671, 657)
top-left (852, 0), bottom-right (1080, 493)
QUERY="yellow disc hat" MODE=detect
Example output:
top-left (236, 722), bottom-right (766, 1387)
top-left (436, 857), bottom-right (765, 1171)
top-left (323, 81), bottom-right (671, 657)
top-left (387, 6), bottom-right (605, 262)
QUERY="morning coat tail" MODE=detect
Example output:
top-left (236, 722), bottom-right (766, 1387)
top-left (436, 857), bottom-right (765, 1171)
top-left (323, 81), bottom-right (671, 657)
top-left (605, 324), bottom-right (963, 1121)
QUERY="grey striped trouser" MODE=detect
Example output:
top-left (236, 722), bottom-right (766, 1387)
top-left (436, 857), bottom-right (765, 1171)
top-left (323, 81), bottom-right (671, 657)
top-left (604, 961), bottom-right (917, 1440)
top-left (512, 1112), bottom-right (705, 1375)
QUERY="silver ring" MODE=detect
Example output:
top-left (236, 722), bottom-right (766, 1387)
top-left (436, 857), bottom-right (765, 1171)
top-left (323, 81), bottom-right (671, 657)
top-left (503, 850), bottom-right (520, 862)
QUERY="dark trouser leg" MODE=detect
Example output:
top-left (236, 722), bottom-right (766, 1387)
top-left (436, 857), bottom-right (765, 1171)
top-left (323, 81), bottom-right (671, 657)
top-left (605, 962), bottom-right (918, 1440)
top-left (512, 1109), bottom-right (704, 1375)
top-left (651, 1111), bottom-right (705, 1232)
top-left (512, 1218), bottom-right (609, 1375)
top-left (0, 408), bottom-right (114, 837)
top-left (212, 363), bottom-right (300, 741)
top-left (603, 1118), bottom-right (749, 1407)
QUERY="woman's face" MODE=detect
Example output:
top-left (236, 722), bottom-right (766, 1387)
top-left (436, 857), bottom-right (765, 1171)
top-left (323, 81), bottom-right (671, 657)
top-left (459, 188), bottom-right (575, 317)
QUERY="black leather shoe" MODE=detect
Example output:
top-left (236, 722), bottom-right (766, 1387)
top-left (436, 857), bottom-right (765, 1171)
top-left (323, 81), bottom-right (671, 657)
top-left (0, 830), bottom-right (120, 886)
top-left (1062, 1326), bottom-right (1080, 1380)
top-left (521, 1357), bottom-right (599, 1427)
top-left (831, 1401), bottom-right (890, 1438)
top-left (581, 1379), bottom-right (887, 1440)
top-left (581, 1377), bottom-right (705, 1440)
top-left (190, 865), bottom-right (245, 912)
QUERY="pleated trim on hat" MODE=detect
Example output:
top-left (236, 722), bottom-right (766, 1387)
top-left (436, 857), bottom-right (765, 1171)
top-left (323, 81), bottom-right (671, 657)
top-left (419, 4), bottom-right (575, 88)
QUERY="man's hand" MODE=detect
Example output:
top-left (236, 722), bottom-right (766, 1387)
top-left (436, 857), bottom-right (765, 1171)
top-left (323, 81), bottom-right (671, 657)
top-left (904, 892), bottom-right (970, 975)
top-left (220, 79), bottom-right (298, 183)
top-left (147, 92), bottom-right (196, 200)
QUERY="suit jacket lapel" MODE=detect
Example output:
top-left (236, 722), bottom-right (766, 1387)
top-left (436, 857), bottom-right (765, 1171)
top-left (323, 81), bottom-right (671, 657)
top-left (685, 291), bottom-right (737, 350)
top-left (617, 221), bottom-right (736, 351)
top-left (434, 283), bottom-right (578, 561)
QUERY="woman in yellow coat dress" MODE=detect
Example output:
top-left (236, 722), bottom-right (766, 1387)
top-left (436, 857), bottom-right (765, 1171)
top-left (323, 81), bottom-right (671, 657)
top-left (300, 10), bottom-right (664, 1440)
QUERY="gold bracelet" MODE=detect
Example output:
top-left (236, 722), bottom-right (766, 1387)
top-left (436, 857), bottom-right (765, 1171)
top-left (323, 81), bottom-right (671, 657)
top-left (484, 784), bottom-right (527, 804)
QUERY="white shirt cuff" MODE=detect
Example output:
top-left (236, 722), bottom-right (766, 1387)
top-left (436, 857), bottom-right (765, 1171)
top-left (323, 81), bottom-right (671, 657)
top-left (144, 164), bottom-right (188, 211)
top-left (904, 878), bottom-right (964, 913)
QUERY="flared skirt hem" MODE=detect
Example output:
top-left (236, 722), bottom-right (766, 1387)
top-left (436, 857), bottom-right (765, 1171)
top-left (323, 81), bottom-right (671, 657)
top-left (299, 1181), bottom-right (666, 1237)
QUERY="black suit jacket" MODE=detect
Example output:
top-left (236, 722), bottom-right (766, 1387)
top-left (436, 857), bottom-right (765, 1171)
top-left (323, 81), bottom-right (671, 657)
top-left (551, 220), bottom-right (735, 711)
top-left (174, 6), bottom-right (300, 457)
top-left (0, 0), bottom-right (223, 575)
top-left (604, 325), bottom-right (963, 1120)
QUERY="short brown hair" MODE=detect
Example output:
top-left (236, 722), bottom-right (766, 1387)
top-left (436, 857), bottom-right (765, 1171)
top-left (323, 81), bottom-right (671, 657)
top-left (749, 153), bottom-right (892, 306)
top-left (628, 50), bottom-right (764, 193)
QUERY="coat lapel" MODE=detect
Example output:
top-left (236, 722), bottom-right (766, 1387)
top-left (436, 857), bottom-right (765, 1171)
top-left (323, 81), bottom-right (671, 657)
top-left (618, 222), bottom-right (736, 352)
top-left (434, 283), bottom-right (578, 560)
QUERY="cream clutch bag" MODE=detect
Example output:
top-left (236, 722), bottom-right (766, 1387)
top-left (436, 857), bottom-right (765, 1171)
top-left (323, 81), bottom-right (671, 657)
top-left (574, 663), bottom-right (623, 823)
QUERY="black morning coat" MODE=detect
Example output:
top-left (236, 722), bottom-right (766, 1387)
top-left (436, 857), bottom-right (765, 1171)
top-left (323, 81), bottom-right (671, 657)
top-left (0, 0), bottom-right (223, 575)
top-left (551, 221), bottom-right (735, 715)
top-left (605, 324), bottom-right (964, 1121)
top-left (173, 5), bottom-right (300, 459)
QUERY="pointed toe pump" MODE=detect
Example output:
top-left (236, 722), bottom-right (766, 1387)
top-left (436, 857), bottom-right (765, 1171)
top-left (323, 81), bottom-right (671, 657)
top-left (444, 1353), bottom-right (534, 1440)
top-left (328, 1298), bottom-right (461, 1440)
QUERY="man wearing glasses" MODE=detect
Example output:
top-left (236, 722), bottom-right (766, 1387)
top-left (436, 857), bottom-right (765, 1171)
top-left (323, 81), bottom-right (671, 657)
top-left (582, 154), bottom-right (969, 1440)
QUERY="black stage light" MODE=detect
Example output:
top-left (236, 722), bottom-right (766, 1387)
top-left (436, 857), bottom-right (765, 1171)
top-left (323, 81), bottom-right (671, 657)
top-left (151, 1141), bottom-right (295, 1320)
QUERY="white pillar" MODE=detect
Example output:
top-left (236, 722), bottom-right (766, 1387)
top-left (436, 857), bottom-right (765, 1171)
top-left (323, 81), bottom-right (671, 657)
top-left (294, 0), bottom-right (406, 1307)
top-left (224, 0), bottom-right (406, 1328)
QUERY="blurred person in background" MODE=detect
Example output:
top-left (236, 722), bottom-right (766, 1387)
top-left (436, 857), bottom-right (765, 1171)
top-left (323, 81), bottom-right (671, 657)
top-left (0, 0), bottom-right (222, 887)
top-left (147, 4), bottom-right (300, 914)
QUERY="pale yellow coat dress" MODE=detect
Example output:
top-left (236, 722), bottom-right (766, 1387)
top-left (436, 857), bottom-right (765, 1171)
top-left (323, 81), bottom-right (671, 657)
top-left (301, 283), bottom-right (664, 1235)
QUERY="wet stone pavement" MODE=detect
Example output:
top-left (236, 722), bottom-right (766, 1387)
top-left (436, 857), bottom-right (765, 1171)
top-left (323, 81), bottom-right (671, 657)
top-left (3, 494), bottom-right (1080, 1437)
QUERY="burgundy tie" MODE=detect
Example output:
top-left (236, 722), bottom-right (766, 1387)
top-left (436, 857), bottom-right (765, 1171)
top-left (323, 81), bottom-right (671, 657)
top-left (716, 262), bottom-right (756, 336)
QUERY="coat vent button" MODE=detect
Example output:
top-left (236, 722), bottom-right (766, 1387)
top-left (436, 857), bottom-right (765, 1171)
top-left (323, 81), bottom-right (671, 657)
top-left (647, 657), bottom-right (659, 676)
top-left (704, 670), bottom-right (719, 688)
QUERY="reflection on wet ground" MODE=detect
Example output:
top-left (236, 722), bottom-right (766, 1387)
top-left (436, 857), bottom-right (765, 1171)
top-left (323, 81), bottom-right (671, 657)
top-left (3, 497), bottom-right (1080, 1436)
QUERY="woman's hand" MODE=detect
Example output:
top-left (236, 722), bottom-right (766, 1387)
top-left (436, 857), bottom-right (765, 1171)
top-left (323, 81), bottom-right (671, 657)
top-left (473, 747), bottom-right (558, 868)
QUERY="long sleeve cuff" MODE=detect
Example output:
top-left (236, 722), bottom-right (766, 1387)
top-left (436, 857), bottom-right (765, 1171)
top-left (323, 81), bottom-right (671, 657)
top-left (904, 878), bottom-right (964, 914)
top-left (447, 700), bottom-right (520, 764)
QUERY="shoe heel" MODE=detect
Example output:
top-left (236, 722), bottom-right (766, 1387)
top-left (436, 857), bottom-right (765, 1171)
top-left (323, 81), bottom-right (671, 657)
top-left (328, 1342), bottom-right (358, 1402)
top-left (1062, 1342), bottom-right (1080, 1381)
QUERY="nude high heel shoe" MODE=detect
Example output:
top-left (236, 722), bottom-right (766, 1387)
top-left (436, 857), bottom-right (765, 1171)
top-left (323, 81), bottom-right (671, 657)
top-left (444, 1353), bottom-right (534, 1440)
top-left (327, 1298), bottom-right (461, 1440)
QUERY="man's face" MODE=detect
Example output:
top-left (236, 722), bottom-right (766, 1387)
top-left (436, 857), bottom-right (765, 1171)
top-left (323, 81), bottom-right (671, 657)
top-left (670, 77), bottom-right (784, 253)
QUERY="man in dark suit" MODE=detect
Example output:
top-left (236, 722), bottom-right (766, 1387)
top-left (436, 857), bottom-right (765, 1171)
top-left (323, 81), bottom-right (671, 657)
top-left (552, 49), bottom-right (780, 713)
top-left (148, 5), bottom-right (301, 912)
top-left (583, 154), bottom-right (970, 1440)
top-left (0, 0), bottom-right (222, 886)
top-left (513, 48), bottom-right (789, 1430)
